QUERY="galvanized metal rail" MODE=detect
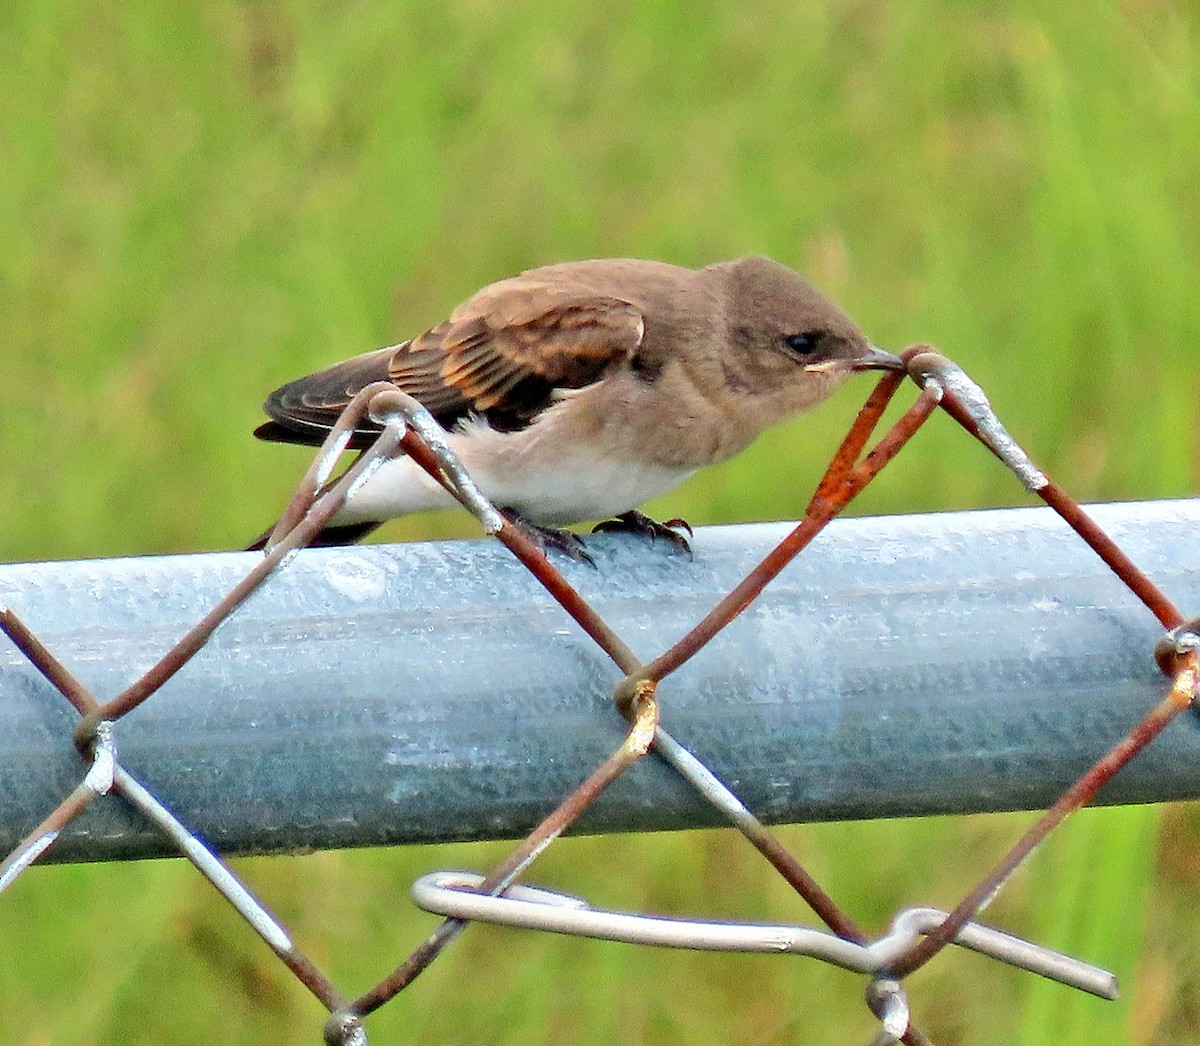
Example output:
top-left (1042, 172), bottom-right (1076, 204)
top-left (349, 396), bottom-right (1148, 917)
top-left (1, 499), bottom-right (1198, 863)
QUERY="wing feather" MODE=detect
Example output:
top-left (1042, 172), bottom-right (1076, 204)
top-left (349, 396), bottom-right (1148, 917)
top-left (256, 281), bottom-right (644, 445)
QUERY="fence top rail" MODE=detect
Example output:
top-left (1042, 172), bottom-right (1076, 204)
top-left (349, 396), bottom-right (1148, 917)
top-left (2, 498), bottom-right (1198, 863)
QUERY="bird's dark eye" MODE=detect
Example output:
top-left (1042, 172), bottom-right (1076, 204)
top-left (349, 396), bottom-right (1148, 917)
top-left (782, 331), bottom-right (825, 357)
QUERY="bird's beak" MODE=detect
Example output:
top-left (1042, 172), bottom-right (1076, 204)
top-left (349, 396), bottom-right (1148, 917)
top-left (803, 344), bottom-right (907, 375)
top-left (849, 345), bottom-right (906, 372)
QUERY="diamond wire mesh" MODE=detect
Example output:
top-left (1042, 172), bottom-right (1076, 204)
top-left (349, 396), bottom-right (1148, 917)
top-left (0, 355), bottom-right (1196, 1044)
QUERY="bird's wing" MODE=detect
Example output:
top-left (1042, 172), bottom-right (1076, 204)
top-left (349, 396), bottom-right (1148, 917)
top-left (254, 345), bottom-right (398, 446)
top-left (256, 283), bottom-right (645, 446)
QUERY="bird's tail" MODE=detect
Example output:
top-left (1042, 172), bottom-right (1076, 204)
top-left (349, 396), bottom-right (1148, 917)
top-left (245, 519), bottom-right (383, 552)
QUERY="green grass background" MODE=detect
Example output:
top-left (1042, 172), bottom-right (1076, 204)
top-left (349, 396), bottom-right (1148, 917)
top-left (2, 1), bottom-right (1199, 1042)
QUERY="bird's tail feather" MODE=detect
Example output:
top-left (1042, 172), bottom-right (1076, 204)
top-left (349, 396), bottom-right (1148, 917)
top-left (245, 519), bottom-right (383, 552)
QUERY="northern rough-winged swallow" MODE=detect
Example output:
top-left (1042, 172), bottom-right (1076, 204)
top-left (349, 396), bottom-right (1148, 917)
top-left (253, 255), bottom-right (903, 554)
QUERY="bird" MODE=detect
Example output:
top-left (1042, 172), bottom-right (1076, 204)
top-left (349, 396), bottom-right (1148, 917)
top-left (251, 255), bottom-right (904, 556)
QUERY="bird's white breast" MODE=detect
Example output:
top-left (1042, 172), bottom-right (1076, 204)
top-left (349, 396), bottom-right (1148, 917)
top-left (333, 411), bottom-right (695, 527)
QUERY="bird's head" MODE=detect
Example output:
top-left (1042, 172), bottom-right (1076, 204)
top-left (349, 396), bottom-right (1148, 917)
top-left (714, 255), bottom-right (903, 420)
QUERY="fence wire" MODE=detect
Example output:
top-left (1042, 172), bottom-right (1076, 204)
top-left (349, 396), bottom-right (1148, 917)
top-left (0, 347), bottom-right (1196, 1044)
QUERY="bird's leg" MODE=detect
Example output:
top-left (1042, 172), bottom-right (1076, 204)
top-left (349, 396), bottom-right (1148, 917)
top-left (500, 508), bottom-right (595, 564)
top-left (592, 510), bottom-right (694, 557)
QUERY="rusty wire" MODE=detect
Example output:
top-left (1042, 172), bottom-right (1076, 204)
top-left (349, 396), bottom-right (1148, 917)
top-left (0, 346), bottom-right (1195, 1044)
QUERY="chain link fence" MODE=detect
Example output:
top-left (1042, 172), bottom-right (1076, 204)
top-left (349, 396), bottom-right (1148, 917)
top-left (2, 349), bottom-right (1197, 1044)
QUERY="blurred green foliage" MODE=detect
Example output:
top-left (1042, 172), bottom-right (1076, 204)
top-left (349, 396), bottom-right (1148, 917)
top-left (1, 2), bottom-right (1197, 1043)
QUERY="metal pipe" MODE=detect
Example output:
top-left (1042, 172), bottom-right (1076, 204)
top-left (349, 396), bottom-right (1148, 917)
top-left (1, 500), bottom-right (1198, 863)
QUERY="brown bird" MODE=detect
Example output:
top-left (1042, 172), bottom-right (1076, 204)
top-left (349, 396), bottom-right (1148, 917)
top-left (253, 255), bottom-right (903, 555)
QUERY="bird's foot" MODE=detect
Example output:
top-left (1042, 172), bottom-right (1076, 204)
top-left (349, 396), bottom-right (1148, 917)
top-left (501, 509), bottom-right (595, 564)
top-left (592, 510), bottom-right (694, 558)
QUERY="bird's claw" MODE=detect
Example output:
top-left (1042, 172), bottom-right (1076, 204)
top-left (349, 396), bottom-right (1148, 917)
top-left (501, 510), bottom-right (595, 564)
top-left (592, 511), bottom-right (694, 558)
